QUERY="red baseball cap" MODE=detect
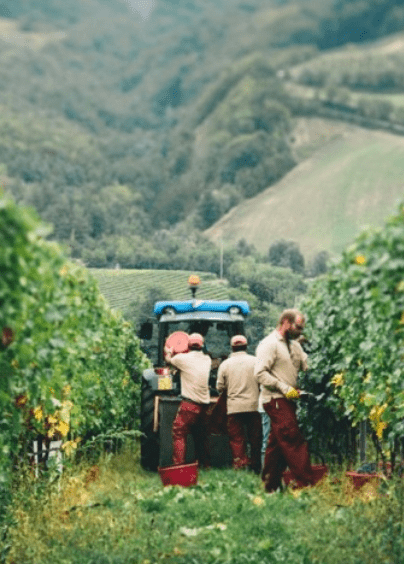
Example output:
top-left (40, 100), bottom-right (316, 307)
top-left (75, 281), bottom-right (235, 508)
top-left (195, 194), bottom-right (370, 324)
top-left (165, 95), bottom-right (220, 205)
top-left (231, 335), bottom-right (247, 347)
top-left (188, 333), bottom-right (204, 348)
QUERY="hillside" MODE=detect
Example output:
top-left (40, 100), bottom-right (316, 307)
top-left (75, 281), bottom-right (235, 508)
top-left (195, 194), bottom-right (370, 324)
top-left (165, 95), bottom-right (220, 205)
top-left (89, 268), bottom-right (230, 313)
top-left (1, 0), bottom-right (404, 268)
top-left (205, 118), bottom-right (404, 262)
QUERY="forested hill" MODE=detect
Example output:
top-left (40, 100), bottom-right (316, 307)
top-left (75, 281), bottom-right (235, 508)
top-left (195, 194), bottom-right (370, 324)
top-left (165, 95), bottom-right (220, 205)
top-left (2, 0), bottom-right (404, 269)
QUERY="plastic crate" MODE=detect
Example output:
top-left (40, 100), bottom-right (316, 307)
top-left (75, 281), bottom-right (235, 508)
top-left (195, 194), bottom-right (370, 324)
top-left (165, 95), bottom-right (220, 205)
top-left (283, 464), bottom-right (328, 487)
top-left (345, 471), bottom-right (382, 490)
top-left (158, 462), bottom-right (198, 487)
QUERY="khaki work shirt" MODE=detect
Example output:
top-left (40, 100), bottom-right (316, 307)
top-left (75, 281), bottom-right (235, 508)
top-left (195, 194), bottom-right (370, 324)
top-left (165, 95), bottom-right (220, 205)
top-left (170, 350), bottom-right (211, 405)
top-left (216, 351), bottom-right (259, 414)
top-left (254, 330), bottom-right (308, 403)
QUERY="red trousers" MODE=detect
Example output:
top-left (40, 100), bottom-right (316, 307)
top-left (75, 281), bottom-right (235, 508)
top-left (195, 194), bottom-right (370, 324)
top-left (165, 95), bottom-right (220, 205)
top-left (172, 400), bottom-right (210, 467)
top-left (262, 398), bottom-right (314, 492)
top-left (227, 412), bottom-right (262, 473)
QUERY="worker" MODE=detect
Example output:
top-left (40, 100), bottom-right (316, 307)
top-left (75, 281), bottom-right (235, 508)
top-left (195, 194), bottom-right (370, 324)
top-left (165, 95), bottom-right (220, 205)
top-left (255, 309), bottom-right (314, 493)
top-left (216, 335), bottom-right (262, 474)
top-left (164, 333), bottom-right (212, 467)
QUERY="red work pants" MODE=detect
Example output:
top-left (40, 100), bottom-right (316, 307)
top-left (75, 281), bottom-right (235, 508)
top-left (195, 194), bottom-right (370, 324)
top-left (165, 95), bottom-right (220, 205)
top-left (262, 398), bottom-right (314, 492)
top-left (227, 411), bottom-right (262, 473)
top-left (172, 400), bottom-right (210, 467)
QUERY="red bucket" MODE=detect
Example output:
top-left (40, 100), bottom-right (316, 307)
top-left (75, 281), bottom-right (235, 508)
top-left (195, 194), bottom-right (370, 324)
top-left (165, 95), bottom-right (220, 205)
top-left (283, 464), bottom-right (328, 487)
top-left (345, 471), bottom-right (382, 490)
top-left (165, 331), bottom-right (189, 355)
top-left (158, 462), bottom-right (198, 487)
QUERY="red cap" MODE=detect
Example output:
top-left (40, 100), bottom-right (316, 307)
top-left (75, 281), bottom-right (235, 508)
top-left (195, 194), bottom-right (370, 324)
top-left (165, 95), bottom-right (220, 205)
top-left (231, 335), bottom-right (247, 347)
top-left (188, 333), bottom-right (204, 348)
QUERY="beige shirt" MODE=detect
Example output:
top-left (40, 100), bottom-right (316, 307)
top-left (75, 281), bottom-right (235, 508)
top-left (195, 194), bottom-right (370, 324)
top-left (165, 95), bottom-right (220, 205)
top-left (170, 350), bottom-right (211, 405)
top-left (216, 351), bottom-right (259, 414)
top-left (254, 330), bottom-right (308, 404)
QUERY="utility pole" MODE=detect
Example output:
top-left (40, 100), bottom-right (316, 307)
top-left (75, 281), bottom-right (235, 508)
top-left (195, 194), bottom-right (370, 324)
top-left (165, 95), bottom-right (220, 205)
top-left (220, 239), bottom-right (223, 280)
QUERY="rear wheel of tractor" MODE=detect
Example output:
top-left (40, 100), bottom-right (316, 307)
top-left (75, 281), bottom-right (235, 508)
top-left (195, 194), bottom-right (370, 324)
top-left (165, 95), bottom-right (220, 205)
top-left (140, 378), bottom-right (159, 471)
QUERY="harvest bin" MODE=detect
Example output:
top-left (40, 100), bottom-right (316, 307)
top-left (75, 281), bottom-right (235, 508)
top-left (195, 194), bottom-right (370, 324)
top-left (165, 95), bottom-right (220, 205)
top-left (158, 462), bottom-right (198, 487)
top-left (345, 471), bottom-right (382, 490)
top-left (283, 464), bottom-right (328, 487)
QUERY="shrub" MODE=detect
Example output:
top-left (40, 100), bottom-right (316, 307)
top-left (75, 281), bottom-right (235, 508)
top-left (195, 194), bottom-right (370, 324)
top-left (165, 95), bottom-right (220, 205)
top-left (0, 192), bottom-right (149, 487)
top-left (300, 203), bottom-right (404, 467)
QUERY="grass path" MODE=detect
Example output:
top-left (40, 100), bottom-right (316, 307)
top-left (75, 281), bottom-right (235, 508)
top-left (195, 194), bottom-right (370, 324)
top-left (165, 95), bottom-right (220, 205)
top-left (3, 447), bottom-right (403, 564)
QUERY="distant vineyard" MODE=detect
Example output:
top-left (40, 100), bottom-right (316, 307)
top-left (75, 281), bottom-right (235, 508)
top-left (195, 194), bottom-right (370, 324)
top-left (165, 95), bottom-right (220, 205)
top-left (88, 269), bottom-right (231, 312)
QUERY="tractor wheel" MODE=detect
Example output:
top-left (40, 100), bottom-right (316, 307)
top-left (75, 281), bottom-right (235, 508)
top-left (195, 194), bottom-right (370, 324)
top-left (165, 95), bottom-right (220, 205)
top-left (140, 378), bottom-right (159, 471)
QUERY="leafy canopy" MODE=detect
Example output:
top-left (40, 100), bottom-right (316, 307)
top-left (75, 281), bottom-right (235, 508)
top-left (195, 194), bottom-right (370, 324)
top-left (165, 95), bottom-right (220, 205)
top-left (301, 203), bottom-right (404, 456)
top-left (0, 192), bottom-right (149, 486)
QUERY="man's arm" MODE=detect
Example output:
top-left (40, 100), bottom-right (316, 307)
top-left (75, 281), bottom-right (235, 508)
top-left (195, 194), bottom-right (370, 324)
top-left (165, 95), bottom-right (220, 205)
top-left (216, 362), bottom-right (227, 393)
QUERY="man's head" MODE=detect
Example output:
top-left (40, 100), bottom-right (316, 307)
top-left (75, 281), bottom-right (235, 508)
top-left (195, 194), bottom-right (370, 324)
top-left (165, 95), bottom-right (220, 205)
top-left (188, 333), bottom-right (204, 350)
top-left (230, 334), bottom-right (248, 352)
top-left (278, 309), bottom-right (305, 340)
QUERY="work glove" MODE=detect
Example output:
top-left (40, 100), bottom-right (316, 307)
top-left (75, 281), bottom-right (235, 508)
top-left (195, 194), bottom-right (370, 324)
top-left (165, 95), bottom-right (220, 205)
top-left (285, 387), bottom-right (300, 400)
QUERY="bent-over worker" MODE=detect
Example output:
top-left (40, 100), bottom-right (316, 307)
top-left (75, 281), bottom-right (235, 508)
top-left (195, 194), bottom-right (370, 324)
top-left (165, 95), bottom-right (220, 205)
top-left (165, 333), bottom-right (212, 467)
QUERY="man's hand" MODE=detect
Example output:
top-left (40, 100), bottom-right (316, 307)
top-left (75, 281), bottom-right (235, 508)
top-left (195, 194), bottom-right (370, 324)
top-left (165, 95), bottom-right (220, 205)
top-left (164, 346), bottom-right (174, 362)
top-left (285, 387), bottom-right (300, 400)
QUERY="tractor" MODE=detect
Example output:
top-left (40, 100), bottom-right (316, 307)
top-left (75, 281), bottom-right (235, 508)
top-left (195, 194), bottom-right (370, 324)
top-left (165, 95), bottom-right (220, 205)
top-left (138, 275), bottom-right (250, 471)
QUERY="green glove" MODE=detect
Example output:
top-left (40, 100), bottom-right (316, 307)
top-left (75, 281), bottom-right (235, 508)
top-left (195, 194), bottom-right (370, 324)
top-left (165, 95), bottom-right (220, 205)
top-left (285, 387), bottom-right (300, 400)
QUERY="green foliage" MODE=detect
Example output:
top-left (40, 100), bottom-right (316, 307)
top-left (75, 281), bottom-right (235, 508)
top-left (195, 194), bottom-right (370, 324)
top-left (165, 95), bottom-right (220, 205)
top-left (301, 203), bottom-right (404, 461)
top-left (268, 239), bottom-right (305, 273)
top-left (1, 0), bottom-right (404, 271)
top-left (227, 257), bottom-right (306, 348)
top-left (318, 0), bottom-right (404, 48)
top-left (0, 193), bottom-right (149, 487)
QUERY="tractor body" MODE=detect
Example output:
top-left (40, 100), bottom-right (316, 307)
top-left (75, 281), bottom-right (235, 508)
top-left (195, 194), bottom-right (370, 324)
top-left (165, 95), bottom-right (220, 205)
top-left (139, 294), bottom-right (250, 470)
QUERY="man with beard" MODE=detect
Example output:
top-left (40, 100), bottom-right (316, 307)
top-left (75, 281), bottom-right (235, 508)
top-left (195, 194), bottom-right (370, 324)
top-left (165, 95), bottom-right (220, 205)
top-left (255, 309), bottom-right (314, 493)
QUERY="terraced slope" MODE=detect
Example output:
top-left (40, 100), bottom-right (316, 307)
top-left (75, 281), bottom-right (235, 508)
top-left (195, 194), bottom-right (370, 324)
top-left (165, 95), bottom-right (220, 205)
top-left (89, 269), bottom-right (230, 312)
top-left (205, 120), bottom-right (404, 262)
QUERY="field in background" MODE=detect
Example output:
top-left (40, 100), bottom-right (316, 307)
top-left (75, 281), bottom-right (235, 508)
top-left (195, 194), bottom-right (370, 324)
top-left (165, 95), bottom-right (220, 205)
top-left (89, 269), bottom-right (230, 313)
top-left (206, 120), bottom-right (404, 262)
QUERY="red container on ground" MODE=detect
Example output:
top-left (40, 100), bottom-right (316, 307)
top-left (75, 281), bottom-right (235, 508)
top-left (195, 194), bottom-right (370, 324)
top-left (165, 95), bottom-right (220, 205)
top-left (345, 471), bottom-right (382, 490)
top-left (283, 464), bottom-right (328, 487)
top-left (158, 462), bottom-right (198, 487)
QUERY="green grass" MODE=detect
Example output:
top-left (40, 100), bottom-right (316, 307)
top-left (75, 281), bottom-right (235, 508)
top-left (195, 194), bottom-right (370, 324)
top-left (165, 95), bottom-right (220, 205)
top-left (3, 446), bottom-right (404, 564)
top-left (88, 269), bottom-right (231, 313)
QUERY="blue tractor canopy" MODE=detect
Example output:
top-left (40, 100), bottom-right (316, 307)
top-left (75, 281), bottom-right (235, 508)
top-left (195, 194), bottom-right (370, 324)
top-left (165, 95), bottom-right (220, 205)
top-left (154, 299), bottom-right (250, 317)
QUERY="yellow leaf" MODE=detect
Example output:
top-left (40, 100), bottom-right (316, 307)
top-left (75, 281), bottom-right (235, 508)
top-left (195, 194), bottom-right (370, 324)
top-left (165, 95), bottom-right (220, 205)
top-left (56, 420), bottom-right (70, 437)
top-left (331, 373), bottom-right (344, 387)
top-left (59, 264), bottom-right (69, 276)
top-left (363, 372), bottom-right (372, 384)
top-left (33, 406), bottom-right (43, 421)
top-left (355, 255), bottom-right (366, 265)
top-left (376, 421), bottom-right (388, 439)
